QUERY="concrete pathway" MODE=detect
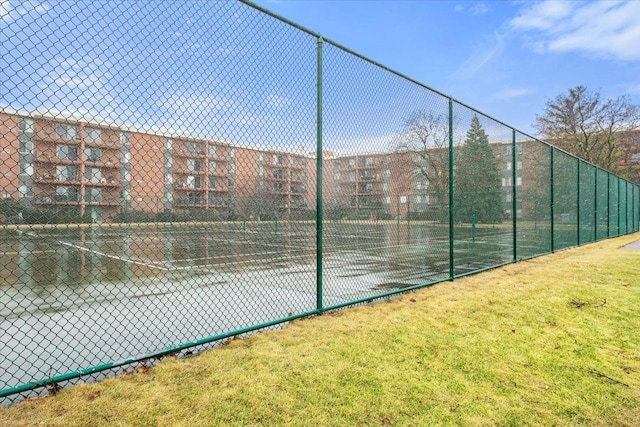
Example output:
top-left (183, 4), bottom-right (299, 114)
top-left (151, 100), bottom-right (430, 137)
top-left (621, 239), bottom-right (640, 251)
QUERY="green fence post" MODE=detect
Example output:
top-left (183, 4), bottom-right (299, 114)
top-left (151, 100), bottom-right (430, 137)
top-left (550, 148), bottom-right (555, 253)
top-left (576, 158), bottom-right (580, 246)
top-left (593, 171), bottom-right (596, 241)
top-left (617, 177), bottom-right (621, 236)
top-left (315, 35), bottom-right (324, 313)
top-left (448, 98), bottom-right (455, 280)
top-left (471, 214), bottom-right (476, 244)
top-left (512, 128), bottom-right (517, 261)
top-left (607, 173), bottom-right (611, 237)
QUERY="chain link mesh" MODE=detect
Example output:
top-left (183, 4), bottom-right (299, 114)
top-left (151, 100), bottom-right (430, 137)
top-left (1, 0), bottom-right (638, 402)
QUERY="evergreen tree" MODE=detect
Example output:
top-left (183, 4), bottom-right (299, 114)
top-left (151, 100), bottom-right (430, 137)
top-left (454, 115), bottom-right (503, 223)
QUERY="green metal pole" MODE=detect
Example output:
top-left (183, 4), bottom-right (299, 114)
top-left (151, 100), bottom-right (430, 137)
top-left (471, 214), bottom-right (476, 244)
top-left (617, 177), bottom-right (621, 236)
top-left (448, 98), bottom-right (454, 279)
top-left (550, 148), bottom-right (554, 253)
top-left (315, 36), bottom-right (324, 313)
top-left (576, 159), bottom-right (580, 246)
top-left (607, 173), bottom-right (611, 237)
top-left (511, 129), bottom-right (517, 261)
top-left (593, 168), bottom-right (598, 241)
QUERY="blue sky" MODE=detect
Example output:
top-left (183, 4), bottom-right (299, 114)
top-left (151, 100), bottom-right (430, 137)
top-left (2, 0), bottom-right (640, 152)
top-left (256, 0), bottom-right (640, 135)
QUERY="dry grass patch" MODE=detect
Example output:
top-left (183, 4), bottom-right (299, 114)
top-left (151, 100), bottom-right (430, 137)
top-left (2, 234), bottom-right (640, 426)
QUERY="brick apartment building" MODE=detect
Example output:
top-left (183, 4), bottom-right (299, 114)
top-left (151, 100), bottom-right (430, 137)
top-left (0, 108), bottom-right (571, 224)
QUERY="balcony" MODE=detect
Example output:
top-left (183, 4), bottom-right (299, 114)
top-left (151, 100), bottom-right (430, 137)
top-left (84, 158), bottom-right (121, 169)
top-left (34, 174), bottom-right (81, 186)
top-left (34, 155), bottom-right (81, 166)
top-left (174, 148), bottom-right (206, 158)
top-left (84, 177), bottom-right (121, 188)
top-left (173, 182), bottom-right (205, 191)
top-left (175, 198), bottom-right (205, 207)
top-left (35, 195), bottom-right (81, 206)
top-left (174, 168), bottom-right (205, 176)
top-left (84, 196), bottom-right (122, 207)
top-left (34, 130), bottom-right (79, 145)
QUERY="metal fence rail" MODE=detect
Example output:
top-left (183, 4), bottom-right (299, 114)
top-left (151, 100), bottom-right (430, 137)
top-left (1, 0), bottom-right (638, 402)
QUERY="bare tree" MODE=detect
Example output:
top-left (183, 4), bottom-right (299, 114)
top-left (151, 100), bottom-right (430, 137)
top-left (534, 86), bottom-right (640, 175)
top-left (392, 110), bottom-right (452, 220)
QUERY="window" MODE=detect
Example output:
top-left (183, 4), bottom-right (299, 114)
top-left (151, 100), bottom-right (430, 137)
top-left (516, 161), bottom-right (522, 170)
top-left (18, 134), bottom-right (33, 153)
top-left (19, 163), bottom-right (33, 175)
top-left (349, 171), bottom-right (356, 182)
top-left (209, 161), bottom-right (216, 173)
top-left (187, 142), bottom-right (202, 154)
top-left (228, 178), bottom-right (234, 189)
top-left (56, 124), bottom-right (77, 140)
top-left (208, 144), bottom-right (216, 157)
top-left (365, 157), bottom-right (373, 166)
top-left (120, 132), bottom-right (131, 146)
top-left (187, 159), bottom-right (201, 171)
top-left (187, 176), bottom-right (201, 188)
top-left (209, 177), bottom-right (216, 189)
top-left (349, 159), bottom-right (355, 167)
top-left (57, 144), bottom-right (78, 160)
top-left (57, 165), bottom-right (79, 182)
top-left (187, 192), bottom-right (201, 204)
top-left (85, 167), bottom-right (102, 183)
top-left (516, 176), bottom-right (522, 186)
top-left (19, 185), bottom-right (29, 198)
top-left (506, 162), bottom-right (512, 171)
top-left (85, 147), bottom-right (101, 162)
top-left (85, 188), bottom-right (102, 202)
top-left (56, 186), bottom-right (78, 201)
top-left (334, 173), bottom-right (340, 180)
top-left (164, 138), bottom-right (172, 150)
top-left (19, 118), bottom-right (34, 134)
top-left (85, 127), bottom-right (101, 143)
top-left (502, 178), bottom-right (506, 186)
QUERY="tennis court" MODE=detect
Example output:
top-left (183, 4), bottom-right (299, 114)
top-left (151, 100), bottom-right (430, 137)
top-left (1, 219), bottom-right (546, 392)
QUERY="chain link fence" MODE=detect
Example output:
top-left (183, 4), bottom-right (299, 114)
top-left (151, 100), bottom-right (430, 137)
top-left (1, 0), bottom-right (638, 403)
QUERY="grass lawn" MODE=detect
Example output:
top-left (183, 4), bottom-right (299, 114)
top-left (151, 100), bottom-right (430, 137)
top-left (1, 234), bottom-right (639, 426)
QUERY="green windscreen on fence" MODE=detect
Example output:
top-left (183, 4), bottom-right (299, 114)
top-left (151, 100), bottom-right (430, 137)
top-left (596, 168), bottom-right (610, 240)
top-left (1, 0), bottom-right (637, 403)
top-left (610, 175), bottom-right (620, 237)
top-left (553, 151), bottom-right (578, 250)
top-left (516, 136), bottom-right (552, 258)
top-left (579, 161), bottom-right (596, 245)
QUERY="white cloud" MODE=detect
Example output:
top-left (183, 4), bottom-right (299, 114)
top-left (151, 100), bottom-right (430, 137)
top-left (510, 1), bottom-right (640, 61)
top-left (2, 0), bottom-right (50, 21)
top-left (266, 94), bottom-right (292, 109)
top-left (0, 0), bottom-right (11, 20)
top-left (454, 31), bottom-right (505, 77)
top-left (494, 87), bottom-right (533, 100)
top-left (469, 3), bottom-right (489, 16)
top-left (454, 4), bottom-right (464, 12)
top-left (621, 81), bottom-right (640, 95)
